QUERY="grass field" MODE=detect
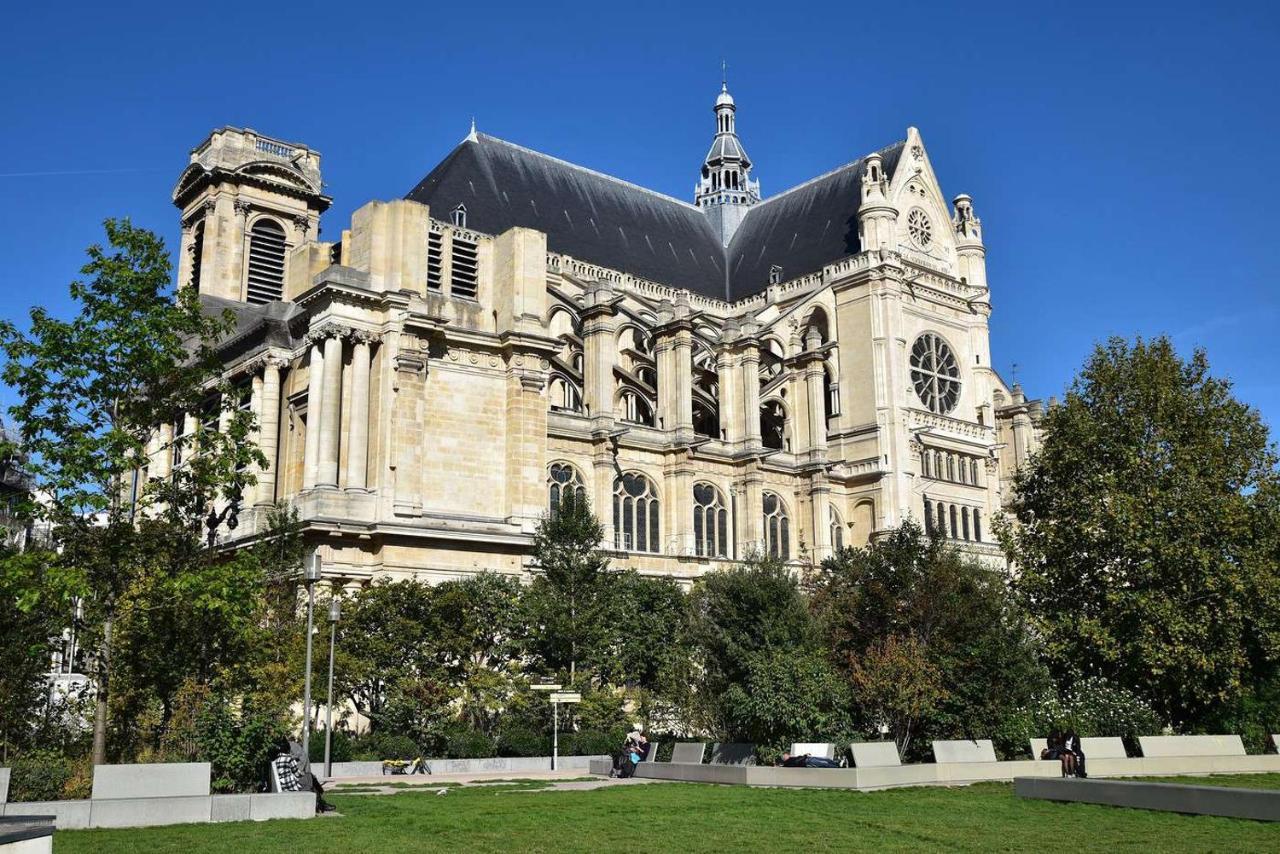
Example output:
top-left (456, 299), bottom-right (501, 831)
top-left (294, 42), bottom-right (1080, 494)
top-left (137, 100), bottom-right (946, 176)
top-left (55, 777), bottom-right (1280, 853)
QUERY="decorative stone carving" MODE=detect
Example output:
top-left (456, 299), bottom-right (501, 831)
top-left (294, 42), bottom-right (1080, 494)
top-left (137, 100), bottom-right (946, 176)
top-left (233, 199), bottom-right (252, 217)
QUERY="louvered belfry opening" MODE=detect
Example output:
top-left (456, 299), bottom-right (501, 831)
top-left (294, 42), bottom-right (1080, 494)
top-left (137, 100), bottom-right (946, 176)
top-left (246, 218), bottom-right (287, 304)
top-left (426, 230), bottom-right (443, 291)
top-left (451, 235), bottom-right (478, 298)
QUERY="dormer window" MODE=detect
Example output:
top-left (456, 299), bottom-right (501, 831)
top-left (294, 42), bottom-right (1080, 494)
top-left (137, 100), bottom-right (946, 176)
top-left (769, 265), bottom-right (783, 285)
top-left (451, 204), bottom-right (467, 228)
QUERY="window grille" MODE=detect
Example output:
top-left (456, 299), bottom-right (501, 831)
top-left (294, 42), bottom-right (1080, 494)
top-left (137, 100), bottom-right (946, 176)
top-left (427, 230), bottom-right (443, 291)
top-left (451, 235), bottom-right (479, 299)
top-left (246, 219), bottom-right (287, 304)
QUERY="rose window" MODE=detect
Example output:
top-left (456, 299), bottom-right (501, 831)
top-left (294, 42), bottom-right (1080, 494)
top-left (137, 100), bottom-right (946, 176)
top-left (907, 208), bottom-right (933, 249)
top-left (910, 333), bottom-right (961, 414)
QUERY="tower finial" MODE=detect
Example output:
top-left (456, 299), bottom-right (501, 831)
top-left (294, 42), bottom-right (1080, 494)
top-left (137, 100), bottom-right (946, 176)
top-left (721, 58), bottom-right (728, 90)
top-left (465, 116), bottom-right (478, 143)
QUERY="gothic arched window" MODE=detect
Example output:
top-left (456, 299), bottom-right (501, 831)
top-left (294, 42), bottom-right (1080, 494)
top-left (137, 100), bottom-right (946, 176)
top-left (547, 462), bottom-right (586, 516)
top-left (614, 472), bottom-right (660, 553)
top-left (693, 482), bottom-right (728, 558)
top-left (762, 491), bottom-right (790, 560)
top-left (761, 400), bottom-right (786, 451)
top-left (971, 458), bottom-right (980, 485)
top-left (924, 498), bottom-right (934, 537)
top-left (245, 218), bottom-right (287, 304)
top-left (549, 375), bottom-right (582, 414)
top-left (829, 506), bottom-right (844, 553)
top-left (962, 507), bottom-right (971, 540)
top-left (973, 509), bottom-right (983, 542)
top-left (620, 390), bottom-right (654, 427)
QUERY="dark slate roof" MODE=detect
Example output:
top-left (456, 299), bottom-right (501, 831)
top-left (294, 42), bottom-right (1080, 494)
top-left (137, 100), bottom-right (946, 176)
top-left (706, 133), bottom-right (749, 165)
top-left (405, 133), bottom-right (905, 303)
top-left (200, 293), bottom-right (302, 351)
top-left (406, 134), bottom-right (728, 298)
top-left (726, 141), bottom-right (905, 297)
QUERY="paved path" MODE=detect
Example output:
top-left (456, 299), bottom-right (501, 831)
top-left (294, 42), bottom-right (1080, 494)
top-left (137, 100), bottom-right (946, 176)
top-left (326, 769), bottom-right (661, 795)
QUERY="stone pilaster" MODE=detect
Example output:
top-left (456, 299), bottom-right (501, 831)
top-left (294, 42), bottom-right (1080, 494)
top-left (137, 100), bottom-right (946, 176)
top-left (346, 336), bottom-right (372, 490)
top-left (302, 341), bottom-right (324, 489)
top-left (256, 356), bottom-right (284, 506)
top-left (809, 472), bottom-right (832, 562)
top-left (581, 284), bottom-right (619, 432)
top-left (317, 332), bottom-right (344, 488)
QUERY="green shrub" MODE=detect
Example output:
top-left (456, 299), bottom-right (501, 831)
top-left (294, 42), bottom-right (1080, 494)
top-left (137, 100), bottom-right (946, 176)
top-left (996, 676), bottom-right (1163, 758)
top-left (195, 699), bottom-right (288, 793)
top-left (444, 726), bottom-right (495, 759)
top-left (497, 727), bottom-right (549, 757)
top-left (563, 729), bottom-right (620, 757)
top-left (307, 728), bottom-right (354, 763)
top-left (8, 749), bottom-right (75, 802)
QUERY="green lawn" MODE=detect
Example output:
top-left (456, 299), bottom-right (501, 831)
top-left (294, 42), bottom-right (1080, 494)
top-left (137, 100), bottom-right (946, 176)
top-left (56, 778), bottom-right (1280, 853)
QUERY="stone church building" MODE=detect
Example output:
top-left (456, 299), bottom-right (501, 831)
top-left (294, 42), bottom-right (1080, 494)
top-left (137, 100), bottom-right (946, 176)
top-left (161, 85), bottom-right (1042, 588)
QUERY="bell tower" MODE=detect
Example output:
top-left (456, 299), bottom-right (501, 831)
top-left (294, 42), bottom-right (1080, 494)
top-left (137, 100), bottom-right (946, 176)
top-left (172, 127), bottom-right (330, 304)
top-left (694, 81), bottom-right (760, 246)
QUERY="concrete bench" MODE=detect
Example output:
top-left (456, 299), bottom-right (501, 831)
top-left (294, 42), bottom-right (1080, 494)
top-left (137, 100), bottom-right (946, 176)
top-left (91, 762), bottom-right (211, 799)
top-left (1138, 735), bottom-right (1246, 757)
top-left (789, 743), bottom-right (835, 760)
top-left (670, 743), bottom-right (706, 764)
top-left (709, 743), bottom-right (756, 766)
top-left (849, 742), bottom-right (901, 768)
top-left (932, 739), bottom-right (998, 764)
top-left (1030, 737), bottom-right (1128, 759)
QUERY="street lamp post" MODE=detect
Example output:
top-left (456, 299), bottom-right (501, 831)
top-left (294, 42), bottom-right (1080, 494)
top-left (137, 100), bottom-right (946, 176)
top-left (301, 553), bottom-right (322, 761)
top-left (324, 597), bottom-right (341, 780)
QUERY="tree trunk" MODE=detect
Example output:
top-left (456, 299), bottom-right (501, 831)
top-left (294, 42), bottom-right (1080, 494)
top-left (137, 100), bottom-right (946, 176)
top-left (91, 611), bottom-right (114, 765)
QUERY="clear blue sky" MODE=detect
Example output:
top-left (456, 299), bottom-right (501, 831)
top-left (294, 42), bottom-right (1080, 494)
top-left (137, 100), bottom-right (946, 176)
top-left (2, 1), bottom-right (1278, 425)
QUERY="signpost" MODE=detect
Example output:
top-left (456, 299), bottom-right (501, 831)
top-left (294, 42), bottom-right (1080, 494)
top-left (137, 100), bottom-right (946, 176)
top-left (531, 682), bottom-right (580, 770)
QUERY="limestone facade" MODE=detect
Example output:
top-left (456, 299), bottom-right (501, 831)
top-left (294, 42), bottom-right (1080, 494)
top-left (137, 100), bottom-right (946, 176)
top-left (162, 92), bottom-right (1042, 589)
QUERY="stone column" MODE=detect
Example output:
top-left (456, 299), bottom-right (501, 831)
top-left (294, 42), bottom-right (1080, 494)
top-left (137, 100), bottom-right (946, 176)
top-left (801, 351), bottom-right (828, 460)
top-left (256, 357), bottom-right (283, 506)
top-left (580, 285), bottom-right (618, 432)
top-left (716, 345), bottom-right (738, 446)
top-left (346, 336), bottom-right (372, 490)
top-left (302, 340), bottom-right (324, 489)
top-left (154, 422), bottom-right (174, 480)
top-left (741, 340), bottom-right (762, 450)
top-left (741, 466), bottom-right (764, 555)
top-left (809, 474), bottom-right (832, 562)
top-left (317, 332), bottom-right (344, 488)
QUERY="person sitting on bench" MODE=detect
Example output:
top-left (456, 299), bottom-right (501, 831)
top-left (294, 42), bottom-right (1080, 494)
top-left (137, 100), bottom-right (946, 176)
top-left (1062, 729), bottom-right (1086, 778)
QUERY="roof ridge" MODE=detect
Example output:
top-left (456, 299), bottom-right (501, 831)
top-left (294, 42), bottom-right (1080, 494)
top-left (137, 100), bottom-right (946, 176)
top-left (748, 139), bottom-right (907, 211)
top-left (474, 133), bottom-right (703, 212)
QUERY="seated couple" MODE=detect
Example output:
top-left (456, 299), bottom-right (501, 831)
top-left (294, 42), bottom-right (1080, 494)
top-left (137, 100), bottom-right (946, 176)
top-left (1040, 730), bottom-right (1087, 778)
top-left (611, 728), bottom-right (654, 778)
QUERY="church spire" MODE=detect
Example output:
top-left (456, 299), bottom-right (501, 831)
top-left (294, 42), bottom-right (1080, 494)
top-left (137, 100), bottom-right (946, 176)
top-left (695, 76), bottom-right (760, 246)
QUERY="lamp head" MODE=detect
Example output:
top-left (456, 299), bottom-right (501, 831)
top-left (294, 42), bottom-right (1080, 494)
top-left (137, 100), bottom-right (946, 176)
top-left (328, 599), bottom-right (342, 623)
top-left (304, 553), bottom-right (323, 583)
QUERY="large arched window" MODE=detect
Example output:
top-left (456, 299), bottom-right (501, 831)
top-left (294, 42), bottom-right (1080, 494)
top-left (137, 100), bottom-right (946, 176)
top-left (693, 482), bottom-right (728, 558)
top-left (829, 505), bottom-right (844, 553)
top-left (762, 491), bottom-right (790, 560)
top-left (910, 332), bottom-right (961, 414)
top-left (614, 472), bottom-right (660, 553)
top-left (245, 218), bottom-right (287, 304)
top-left (547, 462), bottom-right (586, 515)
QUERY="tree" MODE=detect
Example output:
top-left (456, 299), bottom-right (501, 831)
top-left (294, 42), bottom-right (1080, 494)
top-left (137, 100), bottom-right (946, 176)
top-left (0, 548), bottom-right (62, 760)
top-left (720, 647), bottom-right (853, 758)
top-left (527, 491), bottom-right (612, 683)
top-left (0, 219), bottom-right (263, 763)
top-left (1001, 337), bottom-right (1280, 728)
top-left (688, 555), bottom-right (816, 734)
top-left (808, 522), bottom-right (1047, 756)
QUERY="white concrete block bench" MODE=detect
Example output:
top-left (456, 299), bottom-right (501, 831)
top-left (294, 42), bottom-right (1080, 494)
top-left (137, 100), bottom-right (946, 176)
top-left (789, 743), bottom-right (835, 760)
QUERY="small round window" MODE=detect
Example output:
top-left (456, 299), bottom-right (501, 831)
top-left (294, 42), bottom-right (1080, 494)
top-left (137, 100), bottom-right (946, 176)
top-left (910, 333), bottom-right (961, 414)
top-left (907, 208), bottom-right (933, 249)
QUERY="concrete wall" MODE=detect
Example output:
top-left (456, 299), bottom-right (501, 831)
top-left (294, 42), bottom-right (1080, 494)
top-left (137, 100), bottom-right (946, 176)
top-left (0, 769), bottom-right (9, 804)
top-left (91, 762), bottom-right (211, 799)
top-left (328, 754), bottom-right (607, 778)
top-left (1015, 777), bottom-right (1280, 822)
top-left (849, 743), bottom-right (901, 768)
top-left (1139, 735), bottom-right (1246, 757)
top-left (0, 793), bottom-right (313, 831)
